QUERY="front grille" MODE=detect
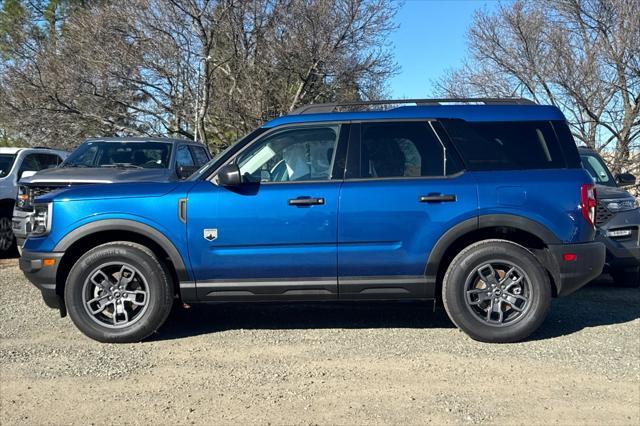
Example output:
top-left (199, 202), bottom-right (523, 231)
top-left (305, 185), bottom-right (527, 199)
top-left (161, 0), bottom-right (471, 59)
top-left (30, 185), bottom-right (66, 200)
top-left (596, 202), bottom-right (615, 226)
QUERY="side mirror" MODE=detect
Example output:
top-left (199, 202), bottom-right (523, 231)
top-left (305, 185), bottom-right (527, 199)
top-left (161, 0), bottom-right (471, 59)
top-left (20, 170), bottom-right (37, 180)
top-left (176, 165), bottom-right (199, 180)
top-left (217, 163), bottom-right (243, 186)
top-left (615, 172), bottom-right (636, 187)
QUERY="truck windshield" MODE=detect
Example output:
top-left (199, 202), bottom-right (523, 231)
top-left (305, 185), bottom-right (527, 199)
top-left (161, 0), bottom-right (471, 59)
top-left (580, 152), bottom-right (616, 187)
top-left (0, 154), bottom-right (17, 178)
top-left (62, 141), bottom-right (172, 169)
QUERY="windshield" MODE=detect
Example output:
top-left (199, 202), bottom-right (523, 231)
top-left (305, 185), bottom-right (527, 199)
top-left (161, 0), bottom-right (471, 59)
top-left (62, 141), bottom-right (172, 169)
top-left (580, 152), bottom-right (616, 187)
top-left (0, 154), bottom-right (17, 178)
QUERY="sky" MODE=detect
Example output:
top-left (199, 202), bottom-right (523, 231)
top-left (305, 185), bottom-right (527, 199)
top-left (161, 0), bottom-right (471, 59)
top-left (389, 0), bottom-right (505, 98)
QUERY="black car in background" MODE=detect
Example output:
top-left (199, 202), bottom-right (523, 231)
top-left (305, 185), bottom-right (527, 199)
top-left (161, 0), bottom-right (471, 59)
top-left (579, 146), bottom-right (639, 287)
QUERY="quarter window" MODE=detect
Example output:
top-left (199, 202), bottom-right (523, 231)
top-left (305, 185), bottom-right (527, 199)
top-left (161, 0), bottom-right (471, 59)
top-left (236, 125), bottom-right (339, 183)
top-left (360, 122), bottom-right (447, 178)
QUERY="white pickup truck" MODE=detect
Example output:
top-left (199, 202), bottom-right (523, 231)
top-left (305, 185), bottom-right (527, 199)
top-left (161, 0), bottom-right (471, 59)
top-left (0, 147), bottom-right (67, 255)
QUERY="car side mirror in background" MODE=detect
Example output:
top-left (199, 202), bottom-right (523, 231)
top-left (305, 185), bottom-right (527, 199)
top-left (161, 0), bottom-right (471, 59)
top-left (176, 165), bottom-right (199, 180)
top-left (217, 163), bottom-right (243, 186)
top-left (615, 172), bottom-right (636, 187)
top-left (20, 170), bottom-right (37, 180)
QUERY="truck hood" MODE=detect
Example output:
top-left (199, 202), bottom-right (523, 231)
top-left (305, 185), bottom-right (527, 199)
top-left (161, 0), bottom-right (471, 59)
top-left (20, 166), bottom-right (174, 185)
top-left (38, 181), bottom-right (190, 203)
top-left (595, 184), bottom-right (634, 200)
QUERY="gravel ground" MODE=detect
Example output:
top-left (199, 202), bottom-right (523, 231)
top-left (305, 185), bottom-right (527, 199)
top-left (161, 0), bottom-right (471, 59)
top-left (1, 258), bottom-right (639, 425)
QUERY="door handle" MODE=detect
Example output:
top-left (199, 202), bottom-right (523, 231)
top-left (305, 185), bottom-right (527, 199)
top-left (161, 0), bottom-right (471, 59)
top-left (419, 194), bottom-right (457, 203)
top-left (288, 197), bottom-right (325, 206)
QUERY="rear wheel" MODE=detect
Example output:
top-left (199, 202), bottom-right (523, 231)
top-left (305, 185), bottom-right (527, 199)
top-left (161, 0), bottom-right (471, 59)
top-left (442, 239), bottom-right (551, 343)
top-left (65, 242), bottom-right (174, 343)
top-left (611, 267), bottom-right (640, 288)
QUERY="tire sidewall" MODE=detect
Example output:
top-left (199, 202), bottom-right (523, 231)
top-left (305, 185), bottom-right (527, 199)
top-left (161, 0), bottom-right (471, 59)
top-left (444, 241), bottom-right (551, 343)
top-left (65, 243), bottom-right (172, 343)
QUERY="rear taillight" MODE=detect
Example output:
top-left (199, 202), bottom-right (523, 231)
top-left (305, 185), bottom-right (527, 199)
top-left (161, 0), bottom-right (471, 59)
top-left (580, 183), bottom-right (597, 228)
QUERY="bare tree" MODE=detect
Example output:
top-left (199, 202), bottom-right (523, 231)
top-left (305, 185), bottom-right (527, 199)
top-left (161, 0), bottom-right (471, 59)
top-left (0, 0), bottom-right (397, 151)
top-left (436, 0), bottom-right (639, 177)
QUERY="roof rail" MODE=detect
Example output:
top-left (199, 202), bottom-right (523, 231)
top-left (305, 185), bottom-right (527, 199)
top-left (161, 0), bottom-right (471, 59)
top-left (290, 98), bottom-right (537, 115)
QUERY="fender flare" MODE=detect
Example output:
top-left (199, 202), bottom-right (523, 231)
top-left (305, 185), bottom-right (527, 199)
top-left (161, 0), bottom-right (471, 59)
top-left (54, 219), bottom-right (189, 281)
top-left (425, 214), bottom-right (560, 279)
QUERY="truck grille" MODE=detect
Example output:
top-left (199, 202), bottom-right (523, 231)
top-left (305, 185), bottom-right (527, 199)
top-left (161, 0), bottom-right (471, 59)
top-left (29, 185), bottom-right (67, 200)
top-left (596, 202), bottom-right (614, 226)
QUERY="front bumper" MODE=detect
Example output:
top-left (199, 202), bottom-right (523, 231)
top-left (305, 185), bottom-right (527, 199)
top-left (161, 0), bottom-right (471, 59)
top-left (19, 249), bottom-right (65, 313)
top-left (12, 208), bottom-right (33, 249)
top-left (539, 241), bottom-right (606, 296)
top-left (596, 208), bottom-right (640, 272)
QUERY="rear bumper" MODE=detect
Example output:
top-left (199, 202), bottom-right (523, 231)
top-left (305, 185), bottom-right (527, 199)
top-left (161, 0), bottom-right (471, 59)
top-left (19, 249), bottom-right (65, 312)
top-left (544, 242), bottom-right (606, 296)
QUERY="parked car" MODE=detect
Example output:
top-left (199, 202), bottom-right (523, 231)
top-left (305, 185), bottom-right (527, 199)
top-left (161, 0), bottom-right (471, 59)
top-left (0, 147), bottom-right (67, 255)
top-left (19, 98), bottom-right (605, 344)
top-left (578, 146), bottom-right (639, 287)
top-left (13, 137), bottom-right (210, 250)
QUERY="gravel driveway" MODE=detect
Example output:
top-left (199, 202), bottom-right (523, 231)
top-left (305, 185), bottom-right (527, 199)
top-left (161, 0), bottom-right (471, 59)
top-left (1, 259), bottom-right (639, 425)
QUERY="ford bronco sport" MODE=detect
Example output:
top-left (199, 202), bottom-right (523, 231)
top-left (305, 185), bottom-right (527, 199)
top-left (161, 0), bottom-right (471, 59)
top-left (20, 99), bottom-right (606, 343)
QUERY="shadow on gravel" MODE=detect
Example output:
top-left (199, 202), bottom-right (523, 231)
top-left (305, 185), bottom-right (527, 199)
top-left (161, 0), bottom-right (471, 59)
top-left (152, 275), bottom-right (639, 342)
top-left (152, 300), bottom-right (454, 341)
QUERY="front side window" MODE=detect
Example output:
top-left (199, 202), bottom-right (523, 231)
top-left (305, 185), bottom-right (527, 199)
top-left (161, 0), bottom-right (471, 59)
top-left (236, 125), bottom-right (339, 183)
top-left (35, 154), bottom-right (62, 170)
top-left (581, 153), bottom-right (615, 187)
top-left (190, 146), bottom-right (210, 166)
top-left (0, 154), bottom-right (16, 178)
top-left (176, 145), bottom-right (195, 167)
top-left (63, 141), bottom-right (172, 169)
top-left (360, 122), bottom-right (446, 178)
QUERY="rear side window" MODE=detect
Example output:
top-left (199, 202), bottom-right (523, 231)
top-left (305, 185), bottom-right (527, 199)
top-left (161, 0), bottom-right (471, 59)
top-left (360, 122), bottom-right (450, 178)
top-left (441, 120), bottom-right (568, 170)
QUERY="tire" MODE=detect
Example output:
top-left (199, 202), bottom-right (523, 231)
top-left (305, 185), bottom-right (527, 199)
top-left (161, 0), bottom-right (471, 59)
top-left (0, 212), bottom-right (17, 256)
top-left (442, 239), bottom-right (552, 343)
top-left (65, 242), bottom-right (174, 343)
top-left (611, 267), bottom-right (640, 288)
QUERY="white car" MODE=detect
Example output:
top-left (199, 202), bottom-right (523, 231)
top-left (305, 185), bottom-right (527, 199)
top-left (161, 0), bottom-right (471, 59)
top-left (0, 147), bottom-right (68, 254)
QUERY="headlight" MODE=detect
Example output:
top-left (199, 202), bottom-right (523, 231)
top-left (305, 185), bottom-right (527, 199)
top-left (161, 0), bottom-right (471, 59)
top-left (16, 185), bottom-right (31, 210)
top-left (31, 203), bottom-right (52, 236)
top-left (604, 197), bottom-right (638, 212)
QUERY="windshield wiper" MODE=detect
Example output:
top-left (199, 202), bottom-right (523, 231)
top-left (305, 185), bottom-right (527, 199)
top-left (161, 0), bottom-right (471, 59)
top-left (100, 163), bottom-right (143, 169)
top-left (62, 164), bottom-right (89, 168)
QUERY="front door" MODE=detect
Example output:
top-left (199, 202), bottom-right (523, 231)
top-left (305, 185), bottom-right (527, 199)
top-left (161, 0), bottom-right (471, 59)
top-left (187, 123), bottom-right (347, 301)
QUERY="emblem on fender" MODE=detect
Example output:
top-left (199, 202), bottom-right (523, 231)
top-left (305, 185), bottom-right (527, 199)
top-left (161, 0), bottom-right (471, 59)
top-left (203, 229), bottom-right (218, 241)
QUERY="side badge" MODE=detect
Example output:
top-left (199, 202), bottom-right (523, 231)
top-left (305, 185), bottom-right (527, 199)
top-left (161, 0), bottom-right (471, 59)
top-left (203, 228), bottom-right (218, 241)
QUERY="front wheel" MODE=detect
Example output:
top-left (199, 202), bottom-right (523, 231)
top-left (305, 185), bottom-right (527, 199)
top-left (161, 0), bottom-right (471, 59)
top-left (65, 242), bottom-right (174, 343)
top-left (0, 214), bottom-right (16, 255)
top-left (442, 239), bottom-right (551, 343)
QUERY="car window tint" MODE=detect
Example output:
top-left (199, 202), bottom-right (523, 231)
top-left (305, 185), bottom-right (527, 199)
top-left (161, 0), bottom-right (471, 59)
top-left (237, 125), bottom-right (339, 183)
top-left (190, 146), bottom-right (210, 166)
top-left (19, 154), bottom-right (41, 172)
top-left (35, 154), bottom-right (61, 170)
top-left (360, 122), bottom-right (445, 178)
top-left (441, 120), bottom-right (566, 170)
top-left (176, 145), bottom-right (195, 167)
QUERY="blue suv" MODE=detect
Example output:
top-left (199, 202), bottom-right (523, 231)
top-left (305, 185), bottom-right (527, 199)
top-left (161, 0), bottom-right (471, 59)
top-left (20, 99), bottom-right (606, 343)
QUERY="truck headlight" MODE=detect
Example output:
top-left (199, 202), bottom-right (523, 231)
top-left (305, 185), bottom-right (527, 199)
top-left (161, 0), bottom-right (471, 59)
top-left (16, 185), bottom-right (31, 210)
top-left (604, 198), bottom-right (638, 212)
top-left (31, 203), bottom-right (52, 236)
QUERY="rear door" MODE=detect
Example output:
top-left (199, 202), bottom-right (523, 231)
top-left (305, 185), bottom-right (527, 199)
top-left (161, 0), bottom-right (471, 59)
top-left (337, 120), bottom-right (478, 299)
